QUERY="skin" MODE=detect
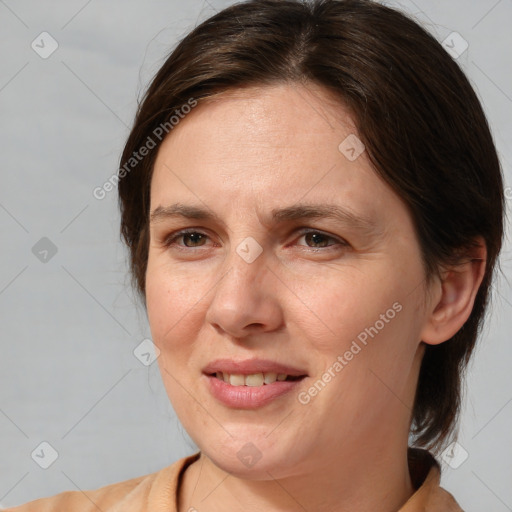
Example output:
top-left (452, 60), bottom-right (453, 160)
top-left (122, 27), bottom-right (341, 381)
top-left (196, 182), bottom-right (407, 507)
top-left (145, 82), bottom-right (486, 512)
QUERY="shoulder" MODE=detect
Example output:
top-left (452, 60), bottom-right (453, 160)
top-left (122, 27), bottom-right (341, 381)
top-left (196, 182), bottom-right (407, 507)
top-left (419, 469), bottom-right (464, 511)
top-left (3, 453), bottom-right (200, 512)
top-left (3, 472), bottom-right (155, 512)
top-left (403, 447), bottom-right (464, 511)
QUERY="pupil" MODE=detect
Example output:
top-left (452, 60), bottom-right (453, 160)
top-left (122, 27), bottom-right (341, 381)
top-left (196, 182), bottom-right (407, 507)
top-left (185, 233), bottom-right (204, 247)
top-left (307, 233), bottom-right (327, 247)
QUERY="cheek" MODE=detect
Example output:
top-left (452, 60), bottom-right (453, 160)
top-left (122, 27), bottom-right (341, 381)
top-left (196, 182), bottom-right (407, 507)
top-left (288, 261), bottom-right (406, 353)
top-left (290, 259), bottom-right (422, 413)
top-left (145, 264), bottom-right (208, 405)
top-left (145, 261), bottom-right (206, 351)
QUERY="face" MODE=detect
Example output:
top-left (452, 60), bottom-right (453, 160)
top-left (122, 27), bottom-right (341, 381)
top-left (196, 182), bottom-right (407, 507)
top-left (146, 83), bottom-right (431, 479)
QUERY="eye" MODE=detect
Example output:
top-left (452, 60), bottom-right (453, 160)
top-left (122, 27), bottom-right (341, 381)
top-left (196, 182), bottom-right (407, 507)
top-left (162, 228), bottom-right (348, 251)
top-left (295, 229), bottom-right (348, 250)
top-left (163, 229), bottom-right (211, 248)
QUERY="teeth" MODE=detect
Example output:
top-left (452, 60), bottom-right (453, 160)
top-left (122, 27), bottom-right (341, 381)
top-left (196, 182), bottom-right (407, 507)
top-left (229, 374), bottom-right (245, 386)
top-left (245, 373), bottom-right (264, 386)
top-left (215, 372), bottom-right (295, 386)
top-left (264, 372), bottom-right (277, 384)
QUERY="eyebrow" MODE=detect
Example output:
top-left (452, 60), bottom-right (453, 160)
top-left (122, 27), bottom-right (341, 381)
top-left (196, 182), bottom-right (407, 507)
top-left (150, 202), bottom-right (380, 236)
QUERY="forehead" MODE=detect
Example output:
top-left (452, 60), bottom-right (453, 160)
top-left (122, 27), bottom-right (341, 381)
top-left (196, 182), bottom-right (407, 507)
top-left (150, 82), bottom-right (401, 226)
top-left (154, 82), bottom-right (358, 167)
top-left (176, 82), bottom-right (357, 150)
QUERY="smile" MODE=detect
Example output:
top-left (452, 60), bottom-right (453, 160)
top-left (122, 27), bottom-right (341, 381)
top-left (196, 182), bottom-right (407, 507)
top-left (211, 372), bottom-right (304, 386)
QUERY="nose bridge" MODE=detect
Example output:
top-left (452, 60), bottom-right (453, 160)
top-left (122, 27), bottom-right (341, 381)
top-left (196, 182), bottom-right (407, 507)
top-left (217, 234), bottom-right (267, 298)
top-left (205, 232), bottom-right (280, 335)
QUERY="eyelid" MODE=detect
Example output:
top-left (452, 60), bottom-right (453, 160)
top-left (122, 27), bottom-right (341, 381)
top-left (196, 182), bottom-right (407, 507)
top-left (163, 228), bottom-right (213, 247)
top-left (163, 226), bottom-right (349, 250)
top-left (293, 227), bottom-right (349, 248)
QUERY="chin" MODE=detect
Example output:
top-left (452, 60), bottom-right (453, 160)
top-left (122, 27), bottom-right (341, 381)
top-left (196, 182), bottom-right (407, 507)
top-left (206, 448), bottom-right (281, 479)
top-left (196, 434), bottom-right (307, 480)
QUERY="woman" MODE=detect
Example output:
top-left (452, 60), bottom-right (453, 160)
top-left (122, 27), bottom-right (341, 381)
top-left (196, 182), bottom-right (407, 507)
top-left (8, 0), bottom-right (504, 510)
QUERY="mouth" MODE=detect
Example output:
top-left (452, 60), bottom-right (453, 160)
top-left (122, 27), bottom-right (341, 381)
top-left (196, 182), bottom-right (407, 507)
top-left (208, 371), bottom-right (306, 386)
top-left (202, 359), bottom-right (308, 409)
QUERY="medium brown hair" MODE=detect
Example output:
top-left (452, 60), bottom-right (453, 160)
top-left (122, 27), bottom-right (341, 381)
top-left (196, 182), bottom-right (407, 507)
top-left (118, 0), bottom-right (505, 454)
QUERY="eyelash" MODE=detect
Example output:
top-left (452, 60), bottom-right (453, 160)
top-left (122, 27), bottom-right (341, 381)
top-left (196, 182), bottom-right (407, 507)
top-left (162, 228), bottom-right (349, 251)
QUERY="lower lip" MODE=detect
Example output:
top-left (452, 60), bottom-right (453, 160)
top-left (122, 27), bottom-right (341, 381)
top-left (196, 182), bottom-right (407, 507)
top-left (204, 374), bottom-right (305, 409)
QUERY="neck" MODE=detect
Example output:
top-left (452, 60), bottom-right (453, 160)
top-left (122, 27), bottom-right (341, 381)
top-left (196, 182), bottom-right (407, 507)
top-left (178, 436), bottom-right (415, 512)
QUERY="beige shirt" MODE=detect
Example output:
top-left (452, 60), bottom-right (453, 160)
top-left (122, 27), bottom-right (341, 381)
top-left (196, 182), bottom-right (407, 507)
top-left (5, 448), bottom-right (463, 511)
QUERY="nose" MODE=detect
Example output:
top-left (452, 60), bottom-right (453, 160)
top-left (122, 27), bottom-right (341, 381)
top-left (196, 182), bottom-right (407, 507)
top-left (204, 242), bottom-right (284, 340)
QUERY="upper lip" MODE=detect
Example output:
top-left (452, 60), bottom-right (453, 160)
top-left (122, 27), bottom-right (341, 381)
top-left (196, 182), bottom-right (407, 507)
top-left (203, 358), bottom-right (308, 377)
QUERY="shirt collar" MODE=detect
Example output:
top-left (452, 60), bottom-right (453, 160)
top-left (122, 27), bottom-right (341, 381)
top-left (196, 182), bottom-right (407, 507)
top-left (398, 447), bottom-right (463, 511)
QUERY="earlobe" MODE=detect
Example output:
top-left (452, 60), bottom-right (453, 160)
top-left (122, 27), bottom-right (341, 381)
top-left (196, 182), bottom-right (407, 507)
top-left (420, 238), bottom-right (487, 346)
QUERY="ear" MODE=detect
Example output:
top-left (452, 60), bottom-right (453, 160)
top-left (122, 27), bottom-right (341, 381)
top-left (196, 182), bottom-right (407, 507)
top-left (420, 237), bottom-right (487, 345)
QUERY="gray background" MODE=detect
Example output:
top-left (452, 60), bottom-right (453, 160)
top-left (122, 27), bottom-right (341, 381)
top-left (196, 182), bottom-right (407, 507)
top-left (1, 0), bottom-right (511, 510)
